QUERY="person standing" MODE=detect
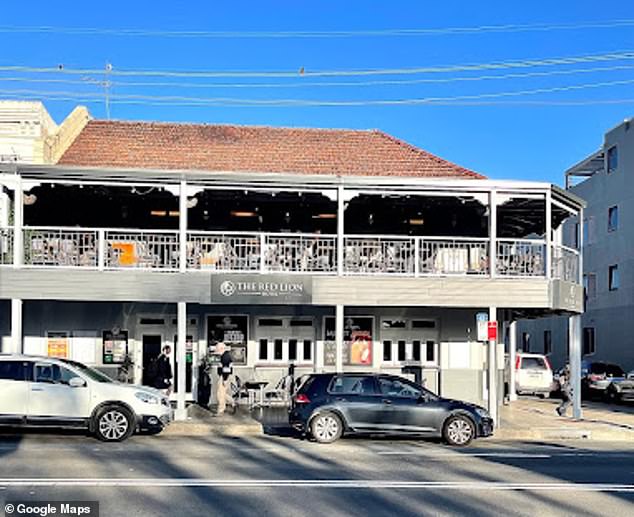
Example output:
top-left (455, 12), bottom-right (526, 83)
top-left (153, 345), bottom-right (173, 396)
top-left (215, 342), bottom-right (235, 415)
top-left (557, 365), bottom-right (572, 417)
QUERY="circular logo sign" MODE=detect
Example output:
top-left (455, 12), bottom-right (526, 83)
top-left (220, 281), bottom-right (236, 297)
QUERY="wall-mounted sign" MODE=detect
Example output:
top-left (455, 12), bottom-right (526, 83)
top-left (324, 316), bottom-right (373, 366)
top-left (488, 321), bottom-right (498, 341)
top-left (211, 275), bottom-right (312, 304)
top-left (476, 312), bottom-right (488, 342)
top-left (207, 315), bottom-right (248, 365)
top-left (102, 329), bottom-right (129, 364)
top-left (47, 331), bottom-right (69, 359)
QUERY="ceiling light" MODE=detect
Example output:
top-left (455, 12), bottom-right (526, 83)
top-left (150, 210), bottom-right (167, 217)
top-left (230, 210), bottom-right (257, 217)
top-left (311, 213), bottom-right (337, 219)
top-left (169, 211), bottom-right (180, 217)
top-left (409, 218), bottom-right (425, 225)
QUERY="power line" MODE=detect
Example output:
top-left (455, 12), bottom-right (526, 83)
top-left (1, 77), bottom-right (633, 107)
top-left (1, 50), bottom-right (634, 78)
top-left (0, 19), bottom-right (633, 38)
top-left (2, 63), bottom-right (634, 90)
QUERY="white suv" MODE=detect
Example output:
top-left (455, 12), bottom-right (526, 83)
top-left (505, 352), bottom-right (554, 398)
top-left (0, 354), bottom-right (173, 442)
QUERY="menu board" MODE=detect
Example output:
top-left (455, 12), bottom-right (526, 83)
top-left (102, 330), bottom-right (129, 364)
top-left (207, 315), bottom-right (248, 365)
top-left (47, 331), bottom-right (69, 359)
top-left (324, 316), bottom-right (374, 366)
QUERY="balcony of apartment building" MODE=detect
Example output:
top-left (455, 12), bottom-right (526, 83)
top-left (0, 167), bottom-right (582, 295)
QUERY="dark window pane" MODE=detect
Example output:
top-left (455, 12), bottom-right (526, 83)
top-left (329, 375), bottom-right (375, 394)
top-left (303, 340), bottom-right (312, 361)
top-left (290, 320), bottom-right (313, 327)
top-left (398, 340), bottom-right (406, 361)
top-left (412, 340), bottom-right (421, 361)
top-left (426, 341), bottom-right (435, 362)
top-left (274, 339), bottom-right (283, 360)
top-left (378, 377), bottom-right (421, 399)
top-left (0, 361), bottom-right (25, 381)
top-left (258, 319), bottom-right (283, 327)
top-left (412, 320), bottom-right (435, 329)
top-left (521, 357), bottom-right (546, 370)
top-left (289, 339), bottom-right (298, 361)
top-left (259, 339), bottom-right (268, 360)
top-left (382, 320), bottom-right (407, 329)
top-left (383, 340), bottom-right (392, 361)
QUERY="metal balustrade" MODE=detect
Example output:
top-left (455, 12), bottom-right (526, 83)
top-left (344, 236), bottom-right (415, 275)
top-left (496, 239), bottom-right (546, 277)
top-left (187, 232), bottom-right (261, 271)
top-left (23, 227), bottom-right (99, 267)
top-left (0, 227), bottom-right (13, 265)
top-left (0, 226), bottom-right (581, 283)
top-left (419, 238), bottom-right (489, 275)
top-left (104, 230), bottom-right (179, 270)
top-left (551, 245), bottom-right (580, 283)
top-left (266, 234), bottom-right (337, 273)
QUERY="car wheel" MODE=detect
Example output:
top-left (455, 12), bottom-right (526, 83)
top-left (94, 405), bottom-right (134, 442)
top-left (540, 393), bottom-right (550, 399)
top-left (310, 412), bottom-right (343, 444)
top-left (443, 414), bottom-right (475, 447)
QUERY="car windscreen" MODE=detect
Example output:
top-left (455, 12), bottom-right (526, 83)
top-left (606, 364), bottom-right (625, 377)
top-left (521, 357), bottom-right (547, 370)
top-left (60, 359), bottom-right (114, 383)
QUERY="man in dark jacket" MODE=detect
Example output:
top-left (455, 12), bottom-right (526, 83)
top-left (556, 365), bottom-right (572, 417)
top-left (153, 345), bottom-right (173, 395)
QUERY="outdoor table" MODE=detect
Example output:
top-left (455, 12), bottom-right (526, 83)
top-left (243, 380), bottom-right (269, 408)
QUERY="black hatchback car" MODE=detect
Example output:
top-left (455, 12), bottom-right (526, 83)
top-left (289, 373), bottom-right (493, 446)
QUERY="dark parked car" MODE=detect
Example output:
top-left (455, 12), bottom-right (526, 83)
top-left (289, 373), bottom-right (493, 446)
top-left (581, 361), bottom-right (626, 399)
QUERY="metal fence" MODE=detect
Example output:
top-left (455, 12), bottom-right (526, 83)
top-left (496, 239), bottom-right (546, 277)
top-left (187, 232), bottom-right (261, 271)
top-left (419, 238), bottom-right (489, 275)
top-left (551, 245), bottom-right (580, 283)
top-left (343, 236), bottom-right (416, 275)
top-left (0, 227), bottom-right (12, 265)
top-left (23, 227), bottom-right (99, 267)
top-left (104, 230), bottom-right (179, 270)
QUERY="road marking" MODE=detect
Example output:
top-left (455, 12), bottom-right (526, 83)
top-left (376, 452), bottom-right (552, 458)
top-left (0, 479), bottom-right (633, 492)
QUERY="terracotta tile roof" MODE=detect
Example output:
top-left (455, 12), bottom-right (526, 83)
top-left (58, 120), bottom-right (484, 179)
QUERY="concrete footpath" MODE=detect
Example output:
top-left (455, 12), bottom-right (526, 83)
top-left (163, 399), bottom-right (634, 442)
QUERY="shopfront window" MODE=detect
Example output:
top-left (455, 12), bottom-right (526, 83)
top-left (324, 316), bottom-right (374, 367)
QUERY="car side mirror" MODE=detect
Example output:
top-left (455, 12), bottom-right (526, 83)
top-left (68, 377), bottom-right (86, 388)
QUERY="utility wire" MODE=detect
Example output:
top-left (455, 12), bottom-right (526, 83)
top-left (1, 50), bottom-right (634, 78)
top-left (1, 77), bottom-right (633, 107)
top-left (2, 64), bottom-right (634, 90)
top-left (0, 19), bottom-right (633, 38)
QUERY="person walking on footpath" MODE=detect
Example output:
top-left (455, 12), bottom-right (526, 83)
top-left (556, 365), bottom-right (573, 417)
top-left (215, 342), bottom-right (235, 416)
top-left (152, 345), bottom-right (174, 396)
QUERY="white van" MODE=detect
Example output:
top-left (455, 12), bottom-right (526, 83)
top-left (506, 353), bottom-right (554, 398)
top-left (0, 354), bottom-right (173, 441)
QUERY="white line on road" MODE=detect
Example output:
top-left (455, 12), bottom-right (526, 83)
top-left (0, 479), bottom-right (633, 492)
top-left (375, 452), bottom-right (552, 458)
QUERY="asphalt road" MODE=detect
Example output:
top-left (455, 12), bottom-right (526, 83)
top-left (0, 430), bottom-right (633, 517)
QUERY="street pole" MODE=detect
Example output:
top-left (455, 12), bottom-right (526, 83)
top-left (488, 306), bottom-right (498, 426)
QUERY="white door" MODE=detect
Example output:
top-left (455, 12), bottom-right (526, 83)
top-left (0, 360), bottom-right (30, 423)
top-left (27, 362), bottom-right (92, 421)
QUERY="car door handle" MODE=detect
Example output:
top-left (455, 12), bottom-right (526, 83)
top-left (382, 399), bottom-right (392, 405)
top-left (336, 397), bottom-right (347, 402)
top-left (31, 387), bottom-right (44, 392)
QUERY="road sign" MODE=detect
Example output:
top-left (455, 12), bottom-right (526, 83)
top-left (488, 321), bottom-right (498, 341)
top-left (476, 312), bottom-right (488, 341)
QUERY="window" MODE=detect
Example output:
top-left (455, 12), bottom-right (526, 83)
top-left (288, 339), bottom-right (298, 361)
top-left (584, 273), bottom-right (597, 300)
top-left (329, 376), bottom-right (376, 395)
top-left (543, 330), bottom-right (552, 355)
top-left (412, 340), bottom-right (421, 361)
top-left (383, 340), bottom-right (392, 361)
top-left (289, 319), bottom-right (313, 327)
top-left (608, 206), bottom-right (619, 232)
top-left (259, 339), bottom-right (268, 361)
top-left (521, 332), bottom-right (531, 353)
top-left (426, 341), bottom-right (435, 362)
top-left (607, 145), bottom-right (618, 173)
top-left (377, 377), bottom-right (421, 399)
top-left (382, 320), bottom-right (407, 329)
top-left (274, 339), bottom-right (283, 360)
top-left (258, 319), bottom-right (283, 327)
top-left (34, 363), bottom-right (76, 385)
top-left (303, 340), bottom-right (312, 361)
top-left (584, 216), bottom-right (596, 245)
top-left (412, 320), bottom-right (436, 329)
top-left (572, 222), bottom-right (579, 249)
top-left (520, 357), bottom-right (547, 370)
top-left (583, 327), bottom-right (596, 356)
top-left (0, 361), bottom-right (27, 381)
top-left (609, 264), bottom-right (619, 291)
top-left (397, 340), bottom-right (406, 361)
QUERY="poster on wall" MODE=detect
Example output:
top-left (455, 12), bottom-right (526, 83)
top-left (71, 331), bottom-right (98, 365)
top-left (102, 329), bottom-right (129, 364)
top-left (324, 317), bottom-right (373, 366)
top-left (47, 331), bottom-right (69, 359)
top-left (207, 315), bottom-right (248, 365)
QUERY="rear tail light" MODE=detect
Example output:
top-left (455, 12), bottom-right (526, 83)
top-left (589, 374), bottom-right (605, 381)
top-left (515, 356), bottom-right (521, 370)
top-left (294, 393), bottom-right (311, 404)
top-left (545, 357), bottom-right (552, 370)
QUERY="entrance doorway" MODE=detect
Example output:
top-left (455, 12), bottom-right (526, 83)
top-left (142, 334), bottom-right (163, 386)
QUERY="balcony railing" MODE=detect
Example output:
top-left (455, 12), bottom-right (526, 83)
top-left (0, 226), bottom-right (581, 282)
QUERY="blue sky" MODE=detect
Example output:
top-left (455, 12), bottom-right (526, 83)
top-left (2, 0), bottom-right (634, 185)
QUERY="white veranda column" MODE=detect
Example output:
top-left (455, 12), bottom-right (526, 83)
top-left (10, 298), bottom-right (23, 354)
top-left (175, 301), bottom-right (188, 420)
top-left (509, 321), bottom-right (518, 401)
top-left (335, 305), bottom-right (344, 373)
top-left (569, 314), bottom-right (583, 420)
